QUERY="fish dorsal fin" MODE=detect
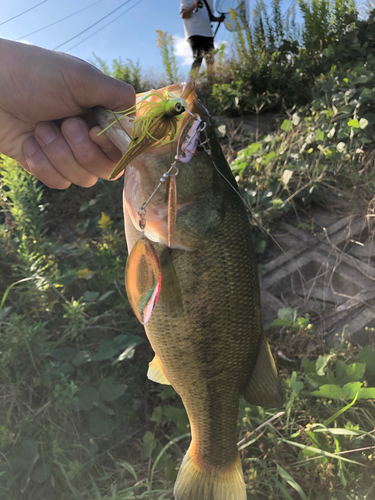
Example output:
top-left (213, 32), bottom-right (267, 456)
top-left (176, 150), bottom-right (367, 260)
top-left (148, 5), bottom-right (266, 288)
top-left (148, 354), bottom-right (171, 385)
top-left (243, 334), bottom-right (283, 408)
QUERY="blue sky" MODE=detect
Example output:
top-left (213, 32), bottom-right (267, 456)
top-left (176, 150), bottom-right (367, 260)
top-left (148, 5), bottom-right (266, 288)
top-left (1, 0), bottom-right (240, 80)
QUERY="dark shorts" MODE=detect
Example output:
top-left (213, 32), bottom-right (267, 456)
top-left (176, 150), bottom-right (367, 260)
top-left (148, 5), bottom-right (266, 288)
top-left (188, 35), bottom-right (215, 61)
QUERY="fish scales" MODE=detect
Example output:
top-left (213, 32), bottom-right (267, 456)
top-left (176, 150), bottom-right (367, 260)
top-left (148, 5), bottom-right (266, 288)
top-left (147, 193), bottom-right (262, 468)
top-left (95, 80), bottom-right (283, 500)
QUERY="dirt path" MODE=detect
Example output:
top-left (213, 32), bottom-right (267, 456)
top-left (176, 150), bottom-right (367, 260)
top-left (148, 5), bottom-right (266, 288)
top-left (260, 202), bottom-right (375, 346)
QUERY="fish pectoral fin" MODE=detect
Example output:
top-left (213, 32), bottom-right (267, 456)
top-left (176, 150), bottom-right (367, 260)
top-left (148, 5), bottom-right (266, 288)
top-left (243, 334), bottom-right (284, 408)
top-left (147, 355), bottom-right (171, 385)
top-left (159, 247), bottom-right (183, 312)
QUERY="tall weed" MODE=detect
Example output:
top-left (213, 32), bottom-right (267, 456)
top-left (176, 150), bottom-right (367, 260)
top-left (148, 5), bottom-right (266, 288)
top-left (156, 30), bottom-right (179, 84)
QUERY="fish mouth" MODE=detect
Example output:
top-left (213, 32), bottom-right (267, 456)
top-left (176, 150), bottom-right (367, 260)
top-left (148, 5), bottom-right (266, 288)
top-left (95, 78), bottom-right (211, 251)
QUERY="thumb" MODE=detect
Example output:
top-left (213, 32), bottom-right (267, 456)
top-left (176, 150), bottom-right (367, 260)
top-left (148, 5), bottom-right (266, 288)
top-left (72, 65), bottom-right (136, 113)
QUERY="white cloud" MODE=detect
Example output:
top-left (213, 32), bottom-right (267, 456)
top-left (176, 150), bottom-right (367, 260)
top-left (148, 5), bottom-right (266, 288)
top-left (173, 34), bottom-right (193, 67)
top-left (173, 35), bottom-right (230, 69)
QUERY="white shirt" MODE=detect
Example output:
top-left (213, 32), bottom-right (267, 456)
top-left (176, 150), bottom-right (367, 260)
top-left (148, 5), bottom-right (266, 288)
top-left (180, 0), bottom-right (214, 39)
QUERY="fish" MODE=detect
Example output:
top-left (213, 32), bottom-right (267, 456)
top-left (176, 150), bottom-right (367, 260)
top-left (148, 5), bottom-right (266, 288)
top-left (95, 78), bottom-right (283, 500)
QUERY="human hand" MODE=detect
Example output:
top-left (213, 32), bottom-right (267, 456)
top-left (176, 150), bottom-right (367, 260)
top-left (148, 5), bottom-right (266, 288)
top-left (0, 39), bottom-right (135, 189)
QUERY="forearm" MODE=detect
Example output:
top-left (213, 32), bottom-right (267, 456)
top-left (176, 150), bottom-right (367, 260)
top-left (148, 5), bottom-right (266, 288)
top-left (181, 1), bottom-right (199, 19)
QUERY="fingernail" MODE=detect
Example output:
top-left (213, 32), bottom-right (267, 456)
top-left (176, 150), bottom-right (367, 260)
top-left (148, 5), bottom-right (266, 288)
top-left (23, 137), bottom-right (38, 157)
top-left (63, 119), bottom-right (85, 144)
top-left (36, 123), bottom-right (57, 145)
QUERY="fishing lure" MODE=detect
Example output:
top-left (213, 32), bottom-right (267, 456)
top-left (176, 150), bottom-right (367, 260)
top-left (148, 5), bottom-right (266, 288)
top-left (103, 91), bottom-right (188, 179)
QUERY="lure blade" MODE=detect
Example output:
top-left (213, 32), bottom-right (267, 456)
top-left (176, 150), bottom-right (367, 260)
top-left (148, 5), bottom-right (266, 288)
top-left (167, 174), bottom-right (177, 247)
top-left (177, 114), bottom-right (202, 163)
top-left (125, 236), bottom-right (161, 325)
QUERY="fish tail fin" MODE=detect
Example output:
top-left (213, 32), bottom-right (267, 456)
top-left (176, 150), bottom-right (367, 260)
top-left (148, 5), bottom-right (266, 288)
top-left (174, 445), bottom-right (246, 500)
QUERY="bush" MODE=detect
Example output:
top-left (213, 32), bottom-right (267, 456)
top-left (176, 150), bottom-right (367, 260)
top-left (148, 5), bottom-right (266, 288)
top-left (210, 0), bottom-right (358, 115)
top-left (230, 24), bottom-right (375, 223)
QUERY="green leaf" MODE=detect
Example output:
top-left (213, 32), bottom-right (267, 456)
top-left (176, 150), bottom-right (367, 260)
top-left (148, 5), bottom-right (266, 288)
top-left (358, 387), bottom-right (375, 399)
top-left (338, 464), bottom-right (347, 487)
top-left (57, 361), bottom-right (74, 374)
top-left (290, 371), bottom-right (304, 395)
top-left (335, 360), bottom-right (366, 385)
top-left (263, 151), bottom-right (276, 164)
top-left (267, 319), bottom-right (295, 329)
top-left (315, 428), bottom-right (361, 436)
top-left (315, 130), bottom-right (325, 141)
top-left (348, 119), bottom-right (359, 128)
top-left (78, 386), bottom-right (99, 411)
top-left (51, 347), bottom-right (79, 361)
top-left (72, 350), bottom-right (92, 366)
top-left (83, 291), bottom-right (99, 302)
top-left (311, 384), bottom-right (343, 399)
top-left (163, 406), bottom-right (189, 434)
top-left (359, 88), bottom-right (375, 103)
top-left (151, 406), bottom-right (163, 425)
top-left (96, 401), bottom-right (115, 415)
top-left (316, 354), bottom-right (334, 376)
top-left (279, 439), bottom-right (363, 465)
top-left (304, 372), bottom-right (329, 390)
top-left (89, 409), bottom-right (115, 436)
top-left (79, 197), bottom-right (100, 212)
top-left (93, 339), bottom-right (119, 361)
top-left (160, 385), bottom-right (177, 400)
top-left (276, 464), bottom-right (308, 500)
top-left (341, 382), bottom-right (362, 400)
top-left (357, 74), bottom-right (370, 84)
top-left (278, 308), bottom-right (297, 323)
top-left (164, 458), bottom-right (178, 482)
top-left (113, 334), bottom-right (144, 350)
top-left (30, 463), bottom-right (51, 483)
top-left (280, 119), bottom-right (293, 132)
top-left (141, 431), bottom-right (156, 460)
top-left (302, 358), bottom-right (316, 374)
top-left (99, 377), bottom-right (127, 402)
top-left (357, 346), bottom-right (375, 383)
top-left (98, 290), bottom-right (115, 301)
top-left (21, 440), bottom-right (39, 462)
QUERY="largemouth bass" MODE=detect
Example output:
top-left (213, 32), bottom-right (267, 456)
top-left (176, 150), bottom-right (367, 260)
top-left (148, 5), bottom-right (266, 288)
top-left (95, 79), bottom-right (283, 500)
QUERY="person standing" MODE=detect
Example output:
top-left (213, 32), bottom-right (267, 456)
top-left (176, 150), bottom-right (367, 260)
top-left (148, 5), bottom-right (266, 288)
top-left (180, 0), bottom-right (224, 82)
